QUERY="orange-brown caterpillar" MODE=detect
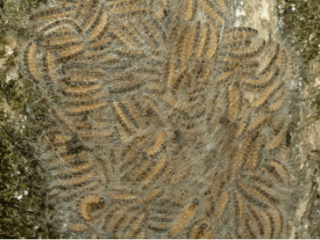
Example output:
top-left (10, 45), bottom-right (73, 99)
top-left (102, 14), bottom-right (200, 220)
top-left (256, 41), bottom-right (280, 75)
top-left (198, 0), bottom-right (224, 23)
top-left (169, 198), bottom-right (200, 238)
top-left (264, 160), bottom-right (291, 186)
top-left (194, 23), bottom-right (209, 58)
top-left (56, 170), bottom-right (95, 188)
top-left (228, 84), bottom-right (240, 121)
top-left (55, 43), bottom-right (85, 62)
top-left (79, 195), bottom-right (104, 221)
top-left (67, 101), bottom-right (109, 115)
top-left (68, 223), bottom-right (88, 232)
top-left (141, 154), bottom-right (166, 185)
top-left (222, 27), bottom-right (258, 47)
top-left (266, 125), bottom-right (288, 150)
top-left (183, 0), bottom-right (194, 21)
top-left (86, 12), bottom-right (109, 41)
top-left (268, 207), bottom-right (283, 238)
top-left (205, 24), bottom-right (218, 60)
top-left (230, 137), bottom-right (252, 182)
top-left (241, 67), bottom-right (278, 87)
top-left (181, 25), bottom-right (196, 66)
top-left (247, 114), bottom-right (271, 133)
top-left (75, 0), bottom-right (100, 24)
top-left (245, 138), bottom-right (262, 170)
top-left (214, 190), bottom-right (229, 221)
top-left (24, 43), bottom-right (42, 82)
top-left (189, 220), bottom-right (213, 239)
top-left (29, 6), bottom-right (74, 23)
top-left (146, 129), bottom-right (166, 156)
top-left (57, 161), bottom-right (93, 176)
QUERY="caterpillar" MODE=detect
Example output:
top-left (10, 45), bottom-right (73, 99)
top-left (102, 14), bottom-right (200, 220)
top-left (74, 0), bottom-right (100, 24)
top-left (53, 0), bottom-right (80, 5)
top-left (29, 6), bottom-right (74, 23)
top-left (264, 160), bottom-right (291, 186)
top-left (112, 6), bottom-right (150, 16)
top-left (205, 24), bottom-right (218, 60)
top-left (24, 43), bottom-right (42, 83)
top-left (266, 124), bottom-right (288, 150)
top-left (238, 179), bottom-right (279, 207)
top-left (113, 20), bottom-right (145, 45)
top-left (56, 161), bottom-right (93, 176)
top-left (141, 154), bottom-right (166, 185)
top-left (253, 205), bottom-right (272, 238)
top-left (86, 12), bottom-right (109, 41)
top-left (50, 107), bottom-right (77, 133)
top-left (113, 101), bottom-right (137, 133)
top-left (68, 223), bottom-right (88, 232)
top-left (138, 18), bottom-right (165, 49)
top-left (79, 195), bottom-right (105, 221)
top-left (246, 205), bottom-right (263, 238)
top-left (228, 84), bottom-right (240, 121)
top-left (181, 25), bottom-right (196, 67)
top-left (268, 94), bottom-right (285, 112)
top-left (133, 187), bottom-right (164, 206)
top-left (230, 137), bottom-right (252, 182)
top-left (89, 36), bottom-right (114, 50)
top-left (166, 65), bottom-right (188, 90)
top-left (121, 158), bottom-right (149, 183)
top-left (183, 0), bottom-right (194, 21)
top-left (38, 19), bottom-right (83, 35)
top-left (222, 27), bottom-right (258, 47)
top-left (106, 207), bottom-right (128, 235)
top-left (233, 191), bottom-right (245, 226)
top-left (81, 1), bottom-right (102, 32)
top-left (247, 114), bottom-right (271, 133)
top-left (226, 38), bottom-right (265, 58)
top-left (189, 220), bottom-right (213, 239)
top-left (55, 43), bottom-right (86, 63)
top-left (105, 0), bottom-right (141, 7)
top-left (198, 0), bottom-right (225, 23)
top-left (169, 198), bottom-right (200, 238)
top-left (78, 130), bottom-right (113, 141)
top-left (275, 49), bottom-right (287, 77)
top-left (125, 213), bottom-right (146, 238)
top-left (44, 34), bottom-right (82, 50)
top-left (240, 67), bottom-right (278, 87)
top-left (214, 190), bottom-right (229, 221)
top-left (154, 0), bottom-right (167, 18)
top-left (216, 69), bottom-right (236, 85)
top-left (245, 138), bottom-right (262, 170)
top-left (49, 152), bottom-right (83, 169)
top-left (56, 170), bottom-right (95, 188)
top-left (59, 180), bottom-right (101, 200)
top-left (122, 99), bottom-right (147, 129)
top-left (67, 101), bottom-right (109, 115)
top-left (146, 129), bottom-right (166, 156)
top-left (194, 23), bottom-right (209, 58)
top-left (256, 40), bottom-right (280, 75)
top-left (65, 67), bottom-right (106, 81)
top-left (283, 47), bottom-right (294, 78)
top-left (60, 82), bottom-right (102, 97)
top-left (268, 207), bottom-right (283, 238)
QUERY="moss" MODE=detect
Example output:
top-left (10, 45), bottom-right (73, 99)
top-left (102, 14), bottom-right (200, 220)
top-left (278, 0), bottom-right (320, 120)
top-left (0, 0), bottom-right (67, 238)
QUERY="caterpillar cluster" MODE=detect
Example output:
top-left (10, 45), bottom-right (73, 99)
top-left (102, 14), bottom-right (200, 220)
top-left (22, 0), bottom-right (295, 238)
